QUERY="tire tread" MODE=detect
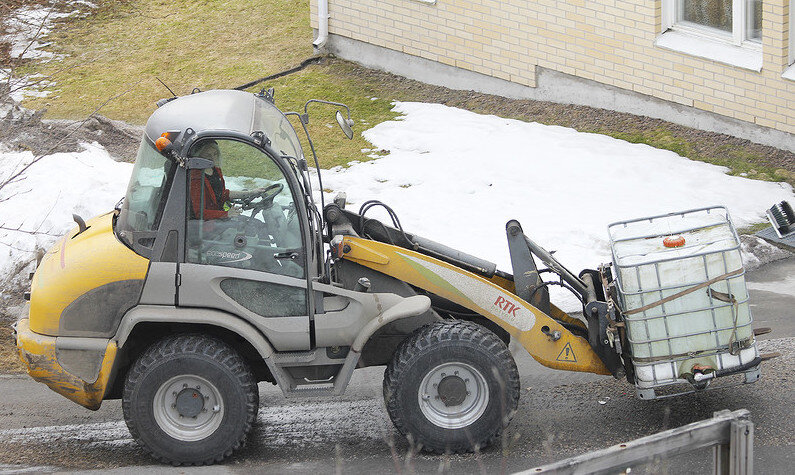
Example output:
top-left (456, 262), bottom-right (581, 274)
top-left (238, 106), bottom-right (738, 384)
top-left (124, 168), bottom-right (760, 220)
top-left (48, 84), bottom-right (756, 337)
top-left (383, 320), bottom-right (520, 454)
top-left (122, 334), bottom-right (258, 466)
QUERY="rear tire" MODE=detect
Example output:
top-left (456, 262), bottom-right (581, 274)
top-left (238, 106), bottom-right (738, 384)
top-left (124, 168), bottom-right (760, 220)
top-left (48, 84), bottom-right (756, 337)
top-left (383, 320), bottom-right (520, 453)
top-left (122, 334), bottom-right (258, 465)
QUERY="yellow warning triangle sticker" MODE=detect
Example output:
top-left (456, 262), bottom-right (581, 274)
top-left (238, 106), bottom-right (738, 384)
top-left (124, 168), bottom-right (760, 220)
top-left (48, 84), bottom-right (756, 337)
top-left (556, 342), bottom-right (577, 362)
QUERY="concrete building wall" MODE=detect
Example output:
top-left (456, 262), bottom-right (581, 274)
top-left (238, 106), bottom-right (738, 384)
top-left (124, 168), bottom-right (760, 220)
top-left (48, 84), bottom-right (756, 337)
top-left (310, 0), bottom-right (794, 146)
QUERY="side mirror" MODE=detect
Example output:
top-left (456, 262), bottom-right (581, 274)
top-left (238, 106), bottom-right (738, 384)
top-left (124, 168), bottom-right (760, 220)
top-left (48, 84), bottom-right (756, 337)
top-left (336, 110), bottom-right (354, 140)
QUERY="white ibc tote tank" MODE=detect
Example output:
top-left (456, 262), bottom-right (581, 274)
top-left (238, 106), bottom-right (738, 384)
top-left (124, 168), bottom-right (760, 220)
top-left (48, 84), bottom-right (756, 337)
top-left (608, 207), bottom-right (758, 394)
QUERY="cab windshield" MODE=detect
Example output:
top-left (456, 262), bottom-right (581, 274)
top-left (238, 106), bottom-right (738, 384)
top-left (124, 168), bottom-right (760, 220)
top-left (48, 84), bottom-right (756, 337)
top-left (116, 138), bottom-right (176, 247)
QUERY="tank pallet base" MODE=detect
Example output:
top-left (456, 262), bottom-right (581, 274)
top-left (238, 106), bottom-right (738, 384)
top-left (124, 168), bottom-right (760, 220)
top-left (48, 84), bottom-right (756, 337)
top-left (635, 365), bottom-right (761, 400)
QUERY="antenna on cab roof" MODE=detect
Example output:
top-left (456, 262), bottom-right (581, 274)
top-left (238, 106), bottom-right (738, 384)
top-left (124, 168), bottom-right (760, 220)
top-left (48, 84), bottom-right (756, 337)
top-left (155, 77), bottom-right (177, 98)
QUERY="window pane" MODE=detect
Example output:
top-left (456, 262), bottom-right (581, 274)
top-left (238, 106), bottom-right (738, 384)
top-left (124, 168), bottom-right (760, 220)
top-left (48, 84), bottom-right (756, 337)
top-left (679, 0), bottom-right (732, 33)
top-left (746, 0), bottom-right (762, 42)
top-left (186, 138), bottom-right (304, 278)
top-left (253, 100), bottom-right (304, 161)
top-left (119, 138), bottom-right (175, 234)
top-left (220, 278), bottom-right (306, 317)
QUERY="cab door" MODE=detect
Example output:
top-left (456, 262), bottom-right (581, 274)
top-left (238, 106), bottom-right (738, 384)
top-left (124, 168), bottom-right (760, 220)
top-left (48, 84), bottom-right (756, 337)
top-left (177, 138), bottom-right (313, 351)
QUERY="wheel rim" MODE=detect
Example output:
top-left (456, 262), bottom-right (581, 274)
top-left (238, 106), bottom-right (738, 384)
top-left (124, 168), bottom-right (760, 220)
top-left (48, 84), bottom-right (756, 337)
top-left (153, 374), bottom-right (225, 441)
top-left (418, 362), bottom-right (489, 429)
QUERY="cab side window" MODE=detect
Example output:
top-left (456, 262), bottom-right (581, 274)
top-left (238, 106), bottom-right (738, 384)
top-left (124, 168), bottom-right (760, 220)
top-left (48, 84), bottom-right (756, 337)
top-left (186, 139), bottom-right (304, 279)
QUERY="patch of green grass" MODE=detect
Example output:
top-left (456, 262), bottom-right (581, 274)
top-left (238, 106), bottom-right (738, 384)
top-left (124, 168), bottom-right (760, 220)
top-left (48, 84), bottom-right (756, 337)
top-left (244, 63), bottom-right (401, 169)
top-left (737, 221), bottom-right (772, 234)
top-left (21, 1), bottom-right (401, 168)
top-left (23, 0), bottom-right (313, 124)
top-left (581, 126), bottom-right (793, 186)
top-left (606, 127), bottom-right (694, 158)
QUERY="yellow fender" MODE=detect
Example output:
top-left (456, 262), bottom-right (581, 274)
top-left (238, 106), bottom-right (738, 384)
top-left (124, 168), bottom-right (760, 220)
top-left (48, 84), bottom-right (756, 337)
top-left (340, 237), bottom-right (610, 376)
top-left (29, 212), bottom-right (149, 336)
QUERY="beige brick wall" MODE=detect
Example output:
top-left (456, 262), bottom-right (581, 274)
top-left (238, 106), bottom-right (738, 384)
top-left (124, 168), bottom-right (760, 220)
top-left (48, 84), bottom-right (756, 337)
top-left (311, 0), bottom-right (795, 135)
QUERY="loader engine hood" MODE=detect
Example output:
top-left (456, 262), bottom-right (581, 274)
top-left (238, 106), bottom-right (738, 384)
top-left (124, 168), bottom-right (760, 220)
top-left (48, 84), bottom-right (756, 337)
top-left (29, 212), bottom-right (150, 337)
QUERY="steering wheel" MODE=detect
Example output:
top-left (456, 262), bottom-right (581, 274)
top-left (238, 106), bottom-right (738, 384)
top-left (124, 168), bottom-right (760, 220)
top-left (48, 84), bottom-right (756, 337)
top-left (235, 183), bottom-right (284, 211)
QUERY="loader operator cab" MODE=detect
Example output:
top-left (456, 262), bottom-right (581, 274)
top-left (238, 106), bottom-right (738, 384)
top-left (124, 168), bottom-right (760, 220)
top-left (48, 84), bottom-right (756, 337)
top-left (114, 90), bottom-right (359, 288)
top-left (115, 90), bottom-right (324, 346)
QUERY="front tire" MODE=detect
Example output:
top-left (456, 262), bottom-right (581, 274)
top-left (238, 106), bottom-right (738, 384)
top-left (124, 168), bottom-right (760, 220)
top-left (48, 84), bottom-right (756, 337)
top-left (122, 334), bottom-right (258, 465)
top-left (383, 321), bottom-right (520, 453)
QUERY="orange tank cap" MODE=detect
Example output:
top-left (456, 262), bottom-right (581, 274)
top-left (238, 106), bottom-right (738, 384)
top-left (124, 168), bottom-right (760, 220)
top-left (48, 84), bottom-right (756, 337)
top-left (663, 235), bottom-right (686, 248)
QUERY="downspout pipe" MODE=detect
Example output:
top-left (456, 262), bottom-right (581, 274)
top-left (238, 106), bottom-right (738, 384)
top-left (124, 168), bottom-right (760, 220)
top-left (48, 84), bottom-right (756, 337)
top-left (313, 0), bottom-right (329, 48)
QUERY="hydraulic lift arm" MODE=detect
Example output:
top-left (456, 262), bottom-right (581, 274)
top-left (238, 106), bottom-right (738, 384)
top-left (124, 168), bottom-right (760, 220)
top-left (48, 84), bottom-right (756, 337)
top-left (333, 235), bottom-right (611, 376)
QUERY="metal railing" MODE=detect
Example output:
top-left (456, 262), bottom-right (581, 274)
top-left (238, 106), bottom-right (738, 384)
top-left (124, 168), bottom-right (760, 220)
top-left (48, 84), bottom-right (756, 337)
top-left (519, 409), bottom-right (753, 475)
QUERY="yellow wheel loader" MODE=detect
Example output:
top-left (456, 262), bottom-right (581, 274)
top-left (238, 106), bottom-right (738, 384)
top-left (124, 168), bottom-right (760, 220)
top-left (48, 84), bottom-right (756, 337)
top-left (14, 89), bottom-right (762, 465)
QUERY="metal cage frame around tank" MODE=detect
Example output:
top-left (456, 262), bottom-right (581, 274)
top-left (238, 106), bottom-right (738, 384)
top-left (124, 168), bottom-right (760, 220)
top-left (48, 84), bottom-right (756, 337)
top-left (607, 206), bottom-right (759, 396)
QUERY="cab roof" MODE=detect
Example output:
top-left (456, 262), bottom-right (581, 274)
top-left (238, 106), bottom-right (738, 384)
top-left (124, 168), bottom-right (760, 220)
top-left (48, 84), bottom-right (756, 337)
top-left (145, 89), bottom-right (265, 142)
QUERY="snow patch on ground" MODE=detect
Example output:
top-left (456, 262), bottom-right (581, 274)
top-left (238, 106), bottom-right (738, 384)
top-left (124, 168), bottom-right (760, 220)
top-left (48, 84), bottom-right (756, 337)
top-left (0, 101), bottom-right (792, 310)
top-left (321, 102), bottom-right (795, 309)
top-left (0, 464), bottom-right (59, 473)
top-left (0, 420), bottom-right (130, 445)
top-left (0, 1), bottom-right (97, 100)
top-left (746, 273), bottom-right (795, 294)
top-left (0, 144), bottom-right (132, 298)
top-left (257, 398), bottom-right (391, 447)
top-left (2, 1), bottom-right (94, 62)
top-left (740, 234), bottom-right (793, 271)
top-left (4, 6), bottom-right (67, 62)
top-left (0, 70), bottom-right (53, 102)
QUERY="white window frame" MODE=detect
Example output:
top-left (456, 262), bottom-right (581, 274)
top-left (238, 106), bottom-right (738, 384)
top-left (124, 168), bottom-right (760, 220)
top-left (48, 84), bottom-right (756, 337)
top-left (785, 1), bottom-right (795, 80)
top-left (662, 0), bottom-right (762, 50)
top-left (790, 0), bottom-right (795, 65)
top-left (658, 0), bottom-right (763, 71)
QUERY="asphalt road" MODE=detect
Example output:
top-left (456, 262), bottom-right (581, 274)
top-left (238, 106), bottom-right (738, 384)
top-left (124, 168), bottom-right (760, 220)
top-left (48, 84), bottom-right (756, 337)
top-left (1, 258), bottom-right (793, 474)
